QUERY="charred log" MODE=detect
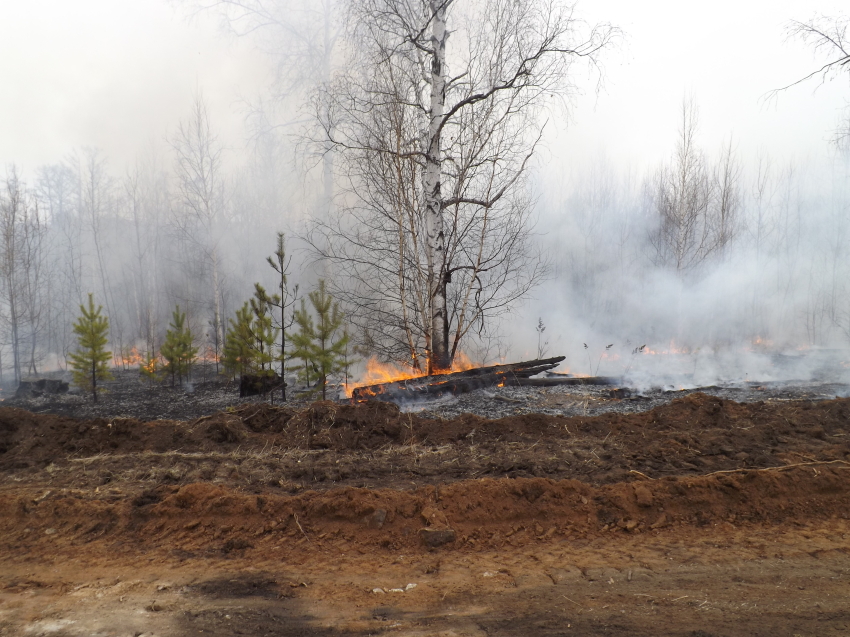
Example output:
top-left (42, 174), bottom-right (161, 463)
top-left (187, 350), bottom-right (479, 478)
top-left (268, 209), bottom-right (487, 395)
top-left (350, 356), bottom-right (566, 402)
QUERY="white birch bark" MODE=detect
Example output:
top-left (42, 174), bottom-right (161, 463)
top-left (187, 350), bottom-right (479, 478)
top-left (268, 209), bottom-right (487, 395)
top-left (424, 0), bottom-right (449, 373)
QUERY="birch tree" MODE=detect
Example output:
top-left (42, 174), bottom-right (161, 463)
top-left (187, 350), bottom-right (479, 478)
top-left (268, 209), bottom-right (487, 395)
top-left (123, 154), bottom-right (168, 358)
top-left (647, 100), bottom-right (713, 272)
top-left (0, 170), bottom-right (26, 383)
top-left (74, 148), bottom-right (125, 358)
top-left (647, 99), bottom-right (741, 272)
top-left (311, 0), bottom-right (616, 373)
top-left (18, 187), bottom-right (48, 376)
top-left (773, 13), bottom-right (850, 147)
top-left (0, 170), bottom-right (50, 382)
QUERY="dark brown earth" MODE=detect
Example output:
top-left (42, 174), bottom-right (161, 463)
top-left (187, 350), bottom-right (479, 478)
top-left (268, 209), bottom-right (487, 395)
top-left (2, 393), bottom-right (849, 489)
top-left (1, 392), bottom-right (849, 636)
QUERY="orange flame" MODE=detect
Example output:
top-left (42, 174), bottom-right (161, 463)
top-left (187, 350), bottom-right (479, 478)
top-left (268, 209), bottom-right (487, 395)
top-left (120, 346), bottom-right (144, 367)
top-left (200, 345), bottom-right (220, 363)
top-left (346, 352), bottom-right (480, 398)
top-left (639, 340), bottom-right (693, 356)
top-left (747, 336), bottom-right (774, 352)
top-left (140, 356), bottom-right (158, 376)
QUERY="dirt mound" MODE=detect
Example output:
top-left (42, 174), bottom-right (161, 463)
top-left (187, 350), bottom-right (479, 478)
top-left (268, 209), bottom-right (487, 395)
top-left (2, 465), bottom-right (848, 559)
top-left (1, 394), bottom-right (849, 490)
top-left (0, 408), bottom-right (244, 470)
top-left (0, 401), bottom-right (416, 470)
top-left (237, 400), bottom-right (411, 449)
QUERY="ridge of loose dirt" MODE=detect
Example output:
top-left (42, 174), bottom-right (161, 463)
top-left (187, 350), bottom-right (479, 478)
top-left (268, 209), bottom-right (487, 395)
top-left (2, 465), bottom-right (849, 559)
top-left (2, 393), bottom-right (848, 491)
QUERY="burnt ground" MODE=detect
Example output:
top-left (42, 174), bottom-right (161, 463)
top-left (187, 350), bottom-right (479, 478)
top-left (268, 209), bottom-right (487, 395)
top-left (1, 369), bottom-right (849, 636)
top-left (5, 364), bottom-right (850, 423)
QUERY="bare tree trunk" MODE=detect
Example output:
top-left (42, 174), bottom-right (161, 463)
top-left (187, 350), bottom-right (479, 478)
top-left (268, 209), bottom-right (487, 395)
top-left (9, 294), bottom-right (20, 384)
top-left (23, 209), bottom-right (45, 377)
top-left (713, 136), bottom-right (741, 257)
top-left (172, 94), bottom-right (228, 373)
top-left (211, 245), bottom-right (224, 372)
top-left (424, 0), bottom-right (449, 373)
top-left (1, 171), bottom-right (22, 384)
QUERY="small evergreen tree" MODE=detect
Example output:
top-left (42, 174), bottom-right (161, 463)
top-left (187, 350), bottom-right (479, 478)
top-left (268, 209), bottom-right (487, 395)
top-left (288, 280), bottom-right (350, 400)
top-left (161, 306), bottom-right (198, 386)
top-left (249, 290), bottom-right (279, 377)
top-left (255, 232), bottom-right (298, 401)
top-left (222, 302), bottom-right (255, 381)
top-left (69, 293), bottom-right (112, 403)
top-left (222, 292), bottom-right (283, 390)
top-left (310, 280), bottom-right (350, 399)
top-left (288, 298), bottom-right (316, 388)
top-left (140, 354), bottom-right (159, 389)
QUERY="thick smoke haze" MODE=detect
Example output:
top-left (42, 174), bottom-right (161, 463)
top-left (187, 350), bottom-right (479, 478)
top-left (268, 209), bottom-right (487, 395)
top-left (0, 0), bottom-right (848, 387)
top-left (0, 1), bottom-right (268, 170)
top-left (525, 152), bottom-right (850, 387)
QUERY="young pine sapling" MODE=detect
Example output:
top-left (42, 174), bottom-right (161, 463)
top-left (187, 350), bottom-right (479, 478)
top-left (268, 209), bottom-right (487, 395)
top-left (254, 232), bottom-right (298, 400)
top-left (160, 305), bottom-right (199, 387)
top-left (69, 294), bottom-right (112, 403)
top-left (288, 280), bottom-right (351, 400)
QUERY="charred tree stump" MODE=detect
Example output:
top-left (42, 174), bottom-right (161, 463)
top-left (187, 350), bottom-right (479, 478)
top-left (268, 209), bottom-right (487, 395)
top-left (350, 356), bottom-right (567, 402)
top-left (16, 379), bottom-right (70, 398)
top-left (239, 373), bottom-right (285, 398)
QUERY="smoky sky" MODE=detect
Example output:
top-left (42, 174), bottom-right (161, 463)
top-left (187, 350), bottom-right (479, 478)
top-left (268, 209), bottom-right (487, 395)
top-left (0, 0), bottom-right (267, 172)
top-left (1, 1), bottom-right (846, 172)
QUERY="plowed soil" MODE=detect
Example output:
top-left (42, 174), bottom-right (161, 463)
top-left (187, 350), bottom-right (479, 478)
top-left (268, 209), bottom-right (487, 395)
top-left (1, 393), bottom-right (849, 636)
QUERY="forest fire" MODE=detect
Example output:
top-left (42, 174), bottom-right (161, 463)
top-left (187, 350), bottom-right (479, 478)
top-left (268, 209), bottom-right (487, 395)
top-left (199, 346), bottom-right (220, 364)
top-left (345, 352), bottom-right (479, 398)
top-left (118, 346), bottom-right (144, 368)
top-left (350, 359), bottom-right (426, 390)
top-left (348, 356), bottom-right (566, 402)
top-left (639, 341), bottom-right (694, 356)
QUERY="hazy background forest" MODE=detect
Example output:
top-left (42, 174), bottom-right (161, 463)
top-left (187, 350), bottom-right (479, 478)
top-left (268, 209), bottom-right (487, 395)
top-left (0, 0), bottom-right (848, 387)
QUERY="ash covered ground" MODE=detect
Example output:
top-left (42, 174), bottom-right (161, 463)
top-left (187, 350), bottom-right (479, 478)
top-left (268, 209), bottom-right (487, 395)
top-left (4, 353), bottom-right (850, 424)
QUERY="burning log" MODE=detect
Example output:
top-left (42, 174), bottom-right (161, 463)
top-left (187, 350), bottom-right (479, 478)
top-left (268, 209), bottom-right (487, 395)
top-left (350, 356), bottom-right (566, 402)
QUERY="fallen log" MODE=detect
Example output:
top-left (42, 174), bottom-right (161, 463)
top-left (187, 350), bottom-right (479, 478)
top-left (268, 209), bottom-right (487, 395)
top-left (510, 376), bottom-right (619, 387)
top-left (350, 356), bottom-right (566, 402)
